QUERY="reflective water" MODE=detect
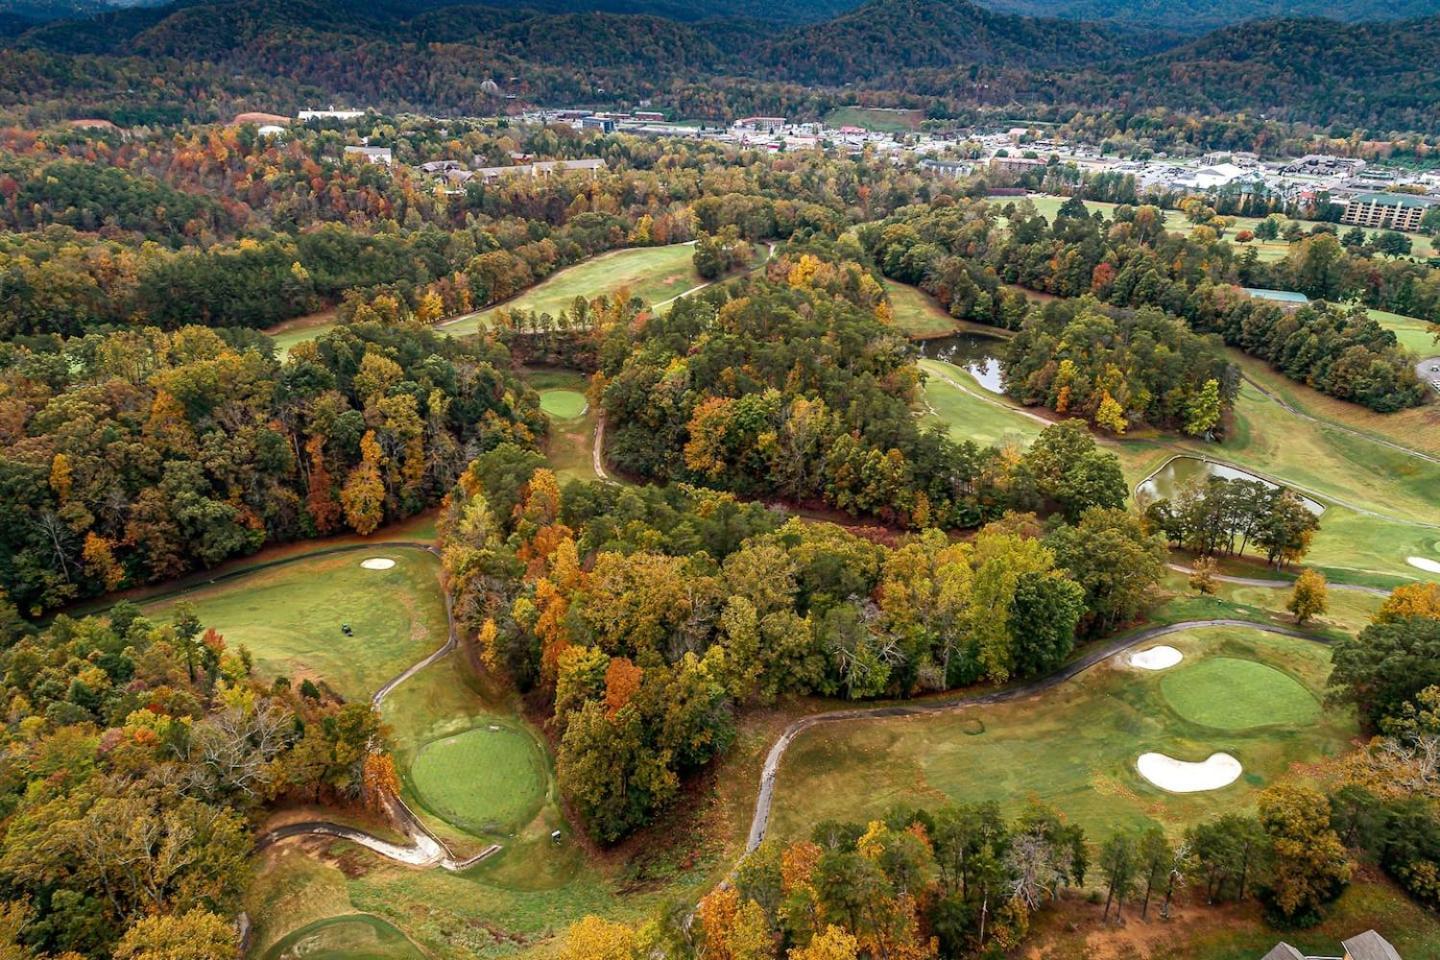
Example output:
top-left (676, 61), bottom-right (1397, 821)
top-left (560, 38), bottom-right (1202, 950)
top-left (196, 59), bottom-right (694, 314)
top-left (1136, 456), bottom-right (1325, 515)
top-left (920, 333), bottom-right (1008, 394)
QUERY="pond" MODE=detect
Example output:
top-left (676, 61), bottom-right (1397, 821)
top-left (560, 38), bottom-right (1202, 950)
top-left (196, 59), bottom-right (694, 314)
top-left (919, 333), bottom-right (1008, 394)
top-left (1135, 456), bottom-right (1325, 515)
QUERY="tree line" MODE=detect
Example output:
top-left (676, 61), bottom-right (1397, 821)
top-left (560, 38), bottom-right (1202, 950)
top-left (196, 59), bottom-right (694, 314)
top-left (0, 311), bottom-right (543, 614)
top-left (439, 436), bottom-right (1168, 843)
top-left (0, 594), bottom-right (399, 959)
top-left (866, 197), bottom-right (1429, 413)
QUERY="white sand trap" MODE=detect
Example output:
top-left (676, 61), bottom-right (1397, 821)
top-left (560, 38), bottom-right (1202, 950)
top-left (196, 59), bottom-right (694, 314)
top-left (1137, 752), bottom-right (1242, 793)
top-left (360, 557), bottom-right (396, 570)
top-left (1129, 645), bottom-right (1183, 670)
top-left (1407, 557), bottom-right (1440, 574)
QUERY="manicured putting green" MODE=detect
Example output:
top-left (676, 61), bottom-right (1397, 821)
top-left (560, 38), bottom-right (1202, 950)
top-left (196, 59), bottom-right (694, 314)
top-left (1160, 657), bottom-right (1318, 730)
top-left (410, 724), bottom-right (548, 834)
top-left (539, 388), bottom-right (588, 419)
top-left (264, 914), bottom-right (425, 960)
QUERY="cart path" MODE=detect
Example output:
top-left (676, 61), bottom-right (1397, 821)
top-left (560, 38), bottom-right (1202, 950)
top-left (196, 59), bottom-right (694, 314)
top-left (1164, 562), bottom-right (1391, 596)
top-left (251, 543), bottom-right (500, 872)
top-left (744, 619), bottom-right (1315, 853)
top-left (1240, 371), bottom-right (1438, 466)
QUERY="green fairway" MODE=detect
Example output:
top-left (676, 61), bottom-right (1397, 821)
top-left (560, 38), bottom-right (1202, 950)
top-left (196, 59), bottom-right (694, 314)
top-left (522, 368), bottom-right (605, 484)
top-left (410, 724), bottom-right (548, 835)
top-left (1369, 308), bottom-right (1437, 356)
top-left (265, 310), bottom-right (338, 358)
top-left (989, 194), bottom-right (1435, 262)
top-left (1159, 658), bottom-right (1319, 730)
top-left (263, 914), bottom-right (426, 960)
top-left (918, 357), bottom-right (1046, 448)
top-left (141, 549), bottom-right (446, 701)
top-left (457, 244), bottom-right (707, 331)
top-left (768, 625), bottom-right (1355, 841)
top-left (539, 388), bottom-right (588, 419)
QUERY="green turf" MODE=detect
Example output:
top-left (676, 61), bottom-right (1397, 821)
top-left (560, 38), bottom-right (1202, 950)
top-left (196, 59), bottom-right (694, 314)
top-left (987, 194), bottom-right (1436, 262)
top-left (823, 106), bottom-right (924, 132)
top-left (263, 914), bottom-right (426, 960)
top-left (887, 279), bottom-right (959, 338)
top-left (1159, 657), bottom-right (1319, 731)
top-left (768, 626), bottom-right (1355, 842)
top-left (918, 357), bottom-right (1046, 449)
top-left (538, 388), bottom-right (588, 419)
top-left (1369, 308), bottom-right (1437, 357)
top-left (140, 549), bottom-right (446, 701)
top-left (456, 244), bottom-right (709, 332)
top-left (410, 724), bottom-right (548, 835)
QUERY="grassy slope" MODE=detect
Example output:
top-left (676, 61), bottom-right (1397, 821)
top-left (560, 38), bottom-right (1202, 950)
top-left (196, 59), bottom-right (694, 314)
top-left (452, 244), bottom-right (704, 334)
top-left (767, 625), bottom-right (1354, 843)
top-left (527, 367), bottom-right (603, 485)
top-left (140, 549), bottom-right (445, 701)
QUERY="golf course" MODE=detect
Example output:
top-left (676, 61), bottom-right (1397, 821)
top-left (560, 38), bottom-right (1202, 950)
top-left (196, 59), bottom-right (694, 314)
top-left (243, 239), bottom-right (1435, 959)
top-left (765, 624), bottom-right (1350, 842)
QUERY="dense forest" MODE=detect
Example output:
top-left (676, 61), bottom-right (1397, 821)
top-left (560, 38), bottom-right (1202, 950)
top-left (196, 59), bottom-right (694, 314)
top-left (0, 317), bottom-right (543, 613)
top-left (3, 0), bottom-right (1440, 131)
top-left (440, 438), bottom-right (1163, 841)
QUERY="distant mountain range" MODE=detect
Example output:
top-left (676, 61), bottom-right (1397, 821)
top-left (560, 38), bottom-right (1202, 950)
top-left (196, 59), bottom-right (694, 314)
top-left (1, 0), bottom-right (1438, 133)
top-left (975, 0), bottom-right (1440, 30)
top-left (5, 0), bottom-right (1438, 27)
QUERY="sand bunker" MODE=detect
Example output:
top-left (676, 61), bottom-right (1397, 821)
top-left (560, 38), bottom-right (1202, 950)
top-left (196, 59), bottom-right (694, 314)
top-left (1129, 645), bottom-right (1183, 670)
top-left (360, 558), bottom-right (396, 570)
top-left (1407, 557), bottom-right (1440, 574)
top-left (1137, 752), bottom-right (1242, 793)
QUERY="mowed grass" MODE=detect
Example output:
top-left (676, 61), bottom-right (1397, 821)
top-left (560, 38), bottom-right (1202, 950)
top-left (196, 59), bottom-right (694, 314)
top-left (538, 388), bottom-right (588, 419)
top-left (824, 106), bottom-right (924, 132)
top-left (524, 368), bottom-right (603, 484)
top-left (888, 279), bottom-right (959, 338)
top-left (917, 357), bottom-right (1046, 448)
top-left (1370, 308), bottom-right (1437, 357)
top-left (141, 549), bottom-right (445, 700)
top-left (1160, 658), bottom-right (1319, 730)
top-left (262, 913), bottom-right (426, 960)
top-left (410, 724), bottom-right (548, 835)
top-left (988, 194), bottom-right (1435, 262)
top-left (768, 626), bottom-right (1355, 842)
top-left (457, 244), bottom-right (703, 331)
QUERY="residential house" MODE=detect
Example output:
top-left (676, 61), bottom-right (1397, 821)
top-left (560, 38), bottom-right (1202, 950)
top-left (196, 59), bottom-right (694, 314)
top-left (1258, 929), bottom-right (1402, 960)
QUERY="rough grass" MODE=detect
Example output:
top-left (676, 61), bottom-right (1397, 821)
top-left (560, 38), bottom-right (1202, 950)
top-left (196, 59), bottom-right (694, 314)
top-left (1159, 658), bottom-right (1319, 730)
top-left (262, 913), bottom-right (427, 960)
top-left (140, 549), bottom-right (445, 700)
top-left (537, 388), bottom-right (588, 419)
top-left (768, 626), bottom-right (1355, 842)
top-left (410, 724), bottom-right (548, 836)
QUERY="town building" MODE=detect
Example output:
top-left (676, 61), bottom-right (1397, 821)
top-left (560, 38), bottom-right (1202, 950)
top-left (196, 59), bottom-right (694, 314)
top-left (580, 116), bottom-right (616, 133)
top-left (1337, 192), bottom-right (1440, 232)
top-left (299, 108), bottom-right (366, 121)
top-left (343, 146), bottom-right (393, 165)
